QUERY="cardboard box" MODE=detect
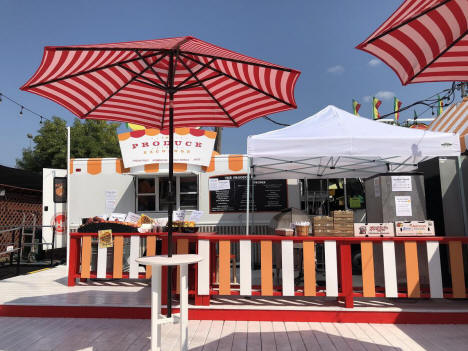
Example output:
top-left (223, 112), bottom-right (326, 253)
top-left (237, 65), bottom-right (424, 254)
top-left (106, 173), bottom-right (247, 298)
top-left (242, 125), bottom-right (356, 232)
top-left (328, 230), bottom-right (353, 237)
top-left (332, 210), bottom-right (354, 219)
top-left (394, 220), bottom-right (435, 236)
top-left (313, 228), bottom-right (334, 236)
top-left (354, 223), bottom-right (395, 237)
top-left (313, 216), bottom-right (333, 224)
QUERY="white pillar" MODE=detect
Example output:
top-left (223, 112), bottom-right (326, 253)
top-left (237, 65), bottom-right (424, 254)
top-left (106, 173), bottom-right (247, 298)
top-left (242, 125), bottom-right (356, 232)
top-left (66, 126), bottom-right (70, 270)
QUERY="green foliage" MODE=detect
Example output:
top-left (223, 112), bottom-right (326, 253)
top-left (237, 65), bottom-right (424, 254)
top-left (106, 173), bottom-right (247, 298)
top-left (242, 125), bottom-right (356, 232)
top-left (16, 117), bottom-right (121, 172)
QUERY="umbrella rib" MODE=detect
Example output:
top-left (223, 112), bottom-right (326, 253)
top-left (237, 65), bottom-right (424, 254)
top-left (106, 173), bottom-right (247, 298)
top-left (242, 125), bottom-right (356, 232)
top-left (26, 52), bottom-right (162, 89)
top-left (82, 63), bottom-right (155, 118)
top-left (175, 58), bottom-right (216, 90)
top-left (182, 50), bottom-right (296, 73)
top-left (362, 0), bottom-right (451, 45)
top-left (177, 74), bottom-right (223, 91)
top-left (411, 29), bottom-right (468, 82)
top-left (120, 66), bottom-right (167, 90)
top-left (161, 92), bottom-right (168, 129)
top-left (181, 53), bottom-right (295, 108)
top-left (178, 56), bottom-right (239, 127)
top-left (135, 50), bottom-right (168, 88)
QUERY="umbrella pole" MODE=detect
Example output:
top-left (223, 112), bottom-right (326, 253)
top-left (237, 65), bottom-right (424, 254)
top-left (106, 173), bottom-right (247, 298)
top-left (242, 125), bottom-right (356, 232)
top-left (166, 92), bottom-right (175, 317)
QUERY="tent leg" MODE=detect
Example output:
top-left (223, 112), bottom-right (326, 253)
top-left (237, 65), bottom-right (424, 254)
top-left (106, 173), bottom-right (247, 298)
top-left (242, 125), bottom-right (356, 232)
top-left (457, 156), bottom-right (468, 236)
top-left (344, 178), bottom-right (348, 210)
top-left (66, 126), bottom-right (70, 271)
top-left (246, 157), bottom-right (250, 236)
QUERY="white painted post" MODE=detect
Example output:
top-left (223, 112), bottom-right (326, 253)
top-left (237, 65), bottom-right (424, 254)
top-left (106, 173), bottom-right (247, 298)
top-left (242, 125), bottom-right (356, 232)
top-left (96, 246), bottom-right (107, 279)
top-left (382, 241), bottom-right (398, 298)
top-left (129, 236), bottom-right (140, 279)
top-left (239, 240), bottom-right (252, 296)
top-left (281, 240), bottom-right (294, 296)
top-left (151, 266), bottom-right (162, 351)
top-left (426, 241), bottom-right (444, 298)
top-left (180, 264), bottom-right (189, 351)
top-left (66, 126), bottom-right (70, 270)
top-left (324, 241), bottom-right (338, 297)
top-left (197, 240), bottom-right (210, 295)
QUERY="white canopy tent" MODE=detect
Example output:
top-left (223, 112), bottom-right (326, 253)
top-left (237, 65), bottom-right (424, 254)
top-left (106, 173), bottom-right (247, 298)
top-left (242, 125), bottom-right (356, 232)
top-left (247, 105), bottom-right (460, 179)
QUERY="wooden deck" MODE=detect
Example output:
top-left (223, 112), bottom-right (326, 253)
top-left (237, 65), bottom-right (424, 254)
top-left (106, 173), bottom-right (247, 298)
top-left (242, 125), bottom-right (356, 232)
top-left (1, 265), bottom-right (468, 323)
top-left (1, 317), bottom-right (468, 350)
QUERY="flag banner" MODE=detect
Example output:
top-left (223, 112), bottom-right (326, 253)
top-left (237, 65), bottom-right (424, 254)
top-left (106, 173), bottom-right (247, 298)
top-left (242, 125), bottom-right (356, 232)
top-left (118, 128), bottom-right (217, 168)
top-left (352, 99), bottom-right (361, 116)
top-left (394, 97), bottom-right (402, 121)
top-left (413, 110), bottom-right (418, 121)
top-left (437, 95), bottom-right (443, 116)
top-left (373, 97), bottom-right (381, 120)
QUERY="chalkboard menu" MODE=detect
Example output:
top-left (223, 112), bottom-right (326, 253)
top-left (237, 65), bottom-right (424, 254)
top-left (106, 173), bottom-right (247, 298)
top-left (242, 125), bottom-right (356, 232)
top-left (209, 175), bottom-right (287, 212)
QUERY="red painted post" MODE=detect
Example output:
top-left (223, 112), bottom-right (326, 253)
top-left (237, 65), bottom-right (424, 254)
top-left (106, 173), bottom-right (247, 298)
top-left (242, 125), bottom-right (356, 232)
top-left (67, 236), bottom-right (80, 286)
top-left (339, 242), bottom-right (354, 308)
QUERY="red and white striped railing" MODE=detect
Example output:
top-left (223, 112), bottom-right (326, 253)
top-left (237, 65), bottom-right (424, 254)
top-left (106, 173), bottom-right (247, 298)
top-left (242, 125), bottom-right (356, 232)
top-left (68, 233), bottom-right (468, 308)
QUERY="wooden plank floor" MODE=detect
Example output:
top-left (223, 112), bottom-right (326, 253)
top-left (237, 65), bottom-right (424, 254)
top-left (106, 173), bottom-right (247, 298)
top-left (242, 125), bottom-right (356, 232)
top-left (1, 317), bottom-right (468, 351)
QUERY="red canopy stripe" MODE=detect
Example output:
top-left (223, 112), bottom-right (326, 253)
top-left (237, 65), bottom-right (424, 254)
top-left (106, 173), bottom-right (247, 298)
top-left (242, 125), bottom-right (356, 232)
top-left (357, 0), bottom-right (468, 85)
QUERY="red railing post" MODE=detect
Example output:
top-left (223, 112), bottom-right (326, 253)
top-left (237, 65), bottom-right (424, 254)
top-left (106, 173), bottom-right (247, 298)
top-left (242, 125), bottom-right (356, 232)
top-left (67, 235), bottom-right (80, 286)
top-left (339, 241), bottom-right (354, 308)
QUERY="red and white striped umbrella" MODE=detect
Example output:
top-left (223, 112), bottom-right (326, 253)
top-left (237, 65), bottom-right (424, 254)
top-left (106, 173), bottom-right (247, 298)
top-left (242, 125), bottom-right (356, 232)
top-left (356, 0), bottom-right (468, 85)
top-left (21, 36), bottom-right (300, 128)
top-left (21, 36), bottom-right (300, 317)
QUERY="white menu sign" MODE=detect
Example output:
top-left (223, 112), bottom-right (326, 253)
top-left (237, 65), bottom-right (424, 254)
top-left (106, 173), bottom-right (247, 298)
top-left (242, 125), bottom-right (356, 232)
top-left (392, 176), bottom-right (412, 192)
top-left (395, 196), bottom-right (412, 217)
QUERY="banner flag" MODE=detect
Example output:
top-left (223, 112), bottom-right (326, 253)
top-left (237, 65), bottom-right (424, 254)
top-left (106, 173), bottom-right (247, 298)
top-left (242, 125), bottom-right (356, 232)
top-left (372, 97), bottom-right (381, 120)
top-left (352, 99), bottom-right (361, 116)
top-left (393, 97), bottom-right (402, 121)
top-left (437, 95), bottom-right (443, 116)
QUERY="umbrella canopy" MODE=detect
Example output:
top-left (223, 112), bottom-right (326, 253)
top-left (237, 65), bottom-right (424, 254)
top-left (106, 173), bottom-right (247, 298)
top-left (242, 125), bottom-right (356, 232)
top-left (247, 105), bottom-right (460, 179)
top-left (356, 0), bottom-right (468, 85)
top-left (20, 36), bottom-right (300, 127)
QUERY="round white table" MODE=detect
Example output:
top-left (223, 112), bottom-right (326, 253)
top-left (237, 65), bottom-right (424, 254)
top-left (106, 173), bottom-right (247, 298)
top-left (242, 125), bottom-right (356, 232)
top-left (136, 254), bottom-right (203, 351)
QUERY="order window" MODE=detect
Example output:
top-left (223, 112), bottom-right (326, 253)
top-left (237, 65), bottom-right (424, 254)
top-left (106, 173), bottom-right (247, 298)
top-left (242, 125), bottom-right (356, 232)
top-left (136, 175), bottom-right (198, 212)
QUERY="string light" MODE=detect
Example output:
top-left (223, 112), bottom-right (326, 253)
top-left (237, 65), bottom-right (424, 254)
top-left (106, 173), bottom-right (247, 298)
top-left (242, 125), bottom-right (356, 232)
top-left (0, 91), bottom-right (52, 123)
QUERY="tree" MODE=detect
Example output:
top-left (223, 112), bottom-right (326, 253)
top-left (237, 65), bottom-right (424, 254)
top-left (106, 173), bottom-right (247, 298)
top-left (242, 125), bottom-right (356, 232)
top-left (16, 117), bottom-right (121, 172)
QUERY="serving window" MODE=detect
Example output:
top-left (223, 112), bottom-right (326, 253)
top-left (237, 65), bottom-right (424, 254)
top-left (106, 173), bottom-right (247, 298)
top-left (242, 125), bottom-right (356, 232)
top-left (136, 175), bottom-right (198, 212)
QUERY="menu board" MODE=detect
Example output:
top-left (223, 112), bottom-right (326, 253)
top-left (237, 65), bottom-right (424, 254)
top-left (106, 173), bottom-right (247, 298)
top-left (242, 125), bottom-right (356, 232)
top-left (209, 175), bottom-right (287, 212)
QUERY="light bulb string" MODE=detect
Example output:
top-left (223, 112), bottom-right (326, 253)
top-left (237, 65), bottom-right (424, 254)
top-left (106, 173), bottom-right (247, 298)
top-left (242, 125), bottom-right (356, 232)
top-left (0, 91), bottom-right (51, 123)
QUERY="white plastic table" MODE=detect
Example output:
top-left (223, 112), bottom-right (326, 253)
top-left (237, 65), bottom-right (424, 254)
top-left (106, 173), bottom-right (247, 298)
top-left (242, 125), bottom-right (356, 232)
top-left (136, 254), bottom-right (203, 351)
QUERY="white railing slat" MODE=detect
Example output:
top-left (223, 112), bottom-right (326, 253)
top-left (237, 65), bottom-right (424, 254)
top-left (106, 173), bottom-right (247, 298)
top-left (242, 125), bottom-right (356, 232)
top-left (96, 246), bottom-right (107, 279)
top-left (281, 240), bottom-right (295, 296)
top-left (324, 241), bottom-right (338, 297)
top-left (382, 241), bottom-right (398, 298)
top-left (426, 241), bottom-right (444, 298)
top-left (197, 239), bottom-right (210, 295)
top-left (129, 236), bottom-right (140, 279)
top-left (239, 240), bottom-right (252, 296)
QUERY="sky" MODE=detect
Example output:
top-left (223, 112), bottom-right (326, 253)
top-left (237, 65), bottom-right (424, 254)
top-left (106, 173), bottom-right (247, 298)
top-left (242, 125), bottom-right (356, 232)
top-left (0, 0), bottom-right (454, 167)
